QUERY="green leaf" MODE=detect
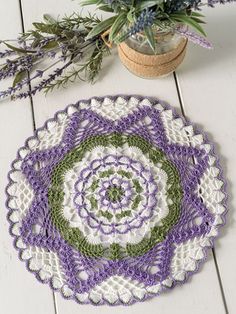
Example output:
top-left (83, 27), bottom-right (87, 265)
top-left (32, 22), bottom-right (61, 35)
top-left (86, 16), bottom-right (118, 40)
top-left (144, 26), bottom-right (156, 52)
top-left (137, 0), bottom-right (163, 11)
top-left (191, 11), bottom-right (205, 18)
top-left (12, 70), bottom-right (28, 88)
top-left (191, 16), bottom-right (206, 25)
top-left (127, 8), bottom-right (135, 23)
top-left (170, 15), bottom-right (207, 36)
top-left (98, 5), bottom-right (114, 13)
top-left (42, 40), bottom-right (59, 49)
top-left (109, 13), bottom-right (127, 42)
top-left (43, 14), bottom-right (56, 24)
top-left (31, 31), bottom-right (44, 39)
top-left (3, 42), bottom-right (35, 53)
top-left (81, 0), bottom-right (101, 6)
top-left (32, 39), bottom-right (41, 48)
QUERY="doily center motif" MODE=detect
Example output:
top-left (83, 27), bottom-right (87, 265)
top-left (6, 95), bottom-right (227, 305)
top-left (48, 133), bottom-right (182, 259)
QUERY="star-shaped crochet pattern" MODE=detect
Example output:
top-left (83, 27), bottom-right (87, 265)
top-left (6, 96), bottom-right (227, 305)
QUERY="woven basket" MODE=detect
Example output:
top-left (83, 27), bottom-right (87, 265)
top-left (118, 38), bottom-right (188, 78)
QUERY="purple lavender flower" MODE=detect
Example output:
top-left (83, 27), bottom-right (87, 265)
top-left (208, 0), bottom-right (236, 7)
top-left (165, 0), bottom-right (202, 13)
top-left (128, 9), bottom-right (156, 37)
top-left (14, 61), bottom-right (72, 99)
top-left (175, 25), bottom-right (213, 49)
top-left (0, 49), bottom-right (16, 58)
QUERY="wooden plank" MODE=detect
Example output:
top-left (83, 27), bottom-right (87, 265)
top-left (175, 5), bottom-right (236, 314)
top-left (20, 1), bottom-right (226, 313)
top-left (0, 1), bottom-right (55, 314)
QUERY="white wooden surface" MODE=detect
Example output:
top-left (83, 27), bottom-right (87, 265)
top-left (0, 1), bottom-right (235, 313)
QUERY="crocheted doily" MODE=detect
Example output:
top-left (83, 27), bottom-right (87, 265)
top-left (6, 95), bottom-right (227, 305)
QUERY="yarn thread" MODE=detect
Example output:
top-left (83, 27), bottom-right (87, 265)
top-left (6, 95), bottom-right (227, 305)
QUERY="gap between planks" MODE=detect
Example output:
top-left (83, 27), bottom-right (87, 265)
top-left (18, 0), bottom-right (57, 313)
top-left (173, 71), bottom-right (229, 314)
top-left (18, 0), bottom-right (36, 131)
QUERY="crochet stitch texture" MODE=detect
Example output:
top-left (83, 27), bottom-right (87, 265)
top-left (6, 95), bottom-right (227, 305)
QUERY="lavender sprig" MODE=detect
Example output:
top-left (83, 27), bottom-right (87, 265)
top-left (207, 0), bottom-right (236, 7)
top-left (0, 49), bottom-right (16, 58)
top-left (14, 62), bottom-right (72, 99)
top-left (175, 25), bottom-right (213, 49)
top-left (117, 9), bottom-right (156, 42)
top-left (0, 13), bottom-right (111, 100)
top-left (128, 9), bottom-right (156, 37)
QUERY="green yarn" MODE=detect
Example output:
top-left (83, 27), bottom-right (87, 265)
top-left (48, 133), bottom-right (182, 260)
top-left (89, 196), bottom-right (98, 210)
top-left (107, 185), bottom-right (124, 203)
top-left (132, 179), bottom-right (143, 193)
top-left (117, 170), bottom-right (132, 179)
top-left (132, 195), bottom-right (142, 210)
top-left (99, 210), bottom-right (113, 221)
top-left (90, 179), bottom-right (99, 192)
top-left (109, 243), bottom-right (122, 260)
top-left (99, 169), bottom-right (115, 178)
top-left (116, 210), bottom-right (132, 220)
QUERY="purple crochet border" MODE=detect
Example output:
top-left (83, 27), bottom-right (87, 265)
top-left (5, 94), bottom-right (228, 306)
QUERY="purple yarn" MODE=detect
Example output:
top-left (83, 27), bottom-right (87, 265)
top-left (5, 95), bottom-right (228, 306)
